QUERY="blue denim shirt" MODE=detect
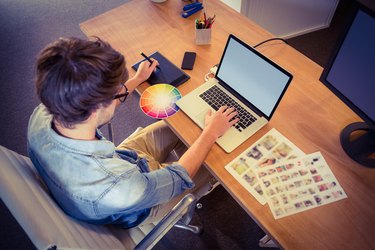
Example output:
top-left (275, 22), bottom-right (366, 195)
top-left (27, 104), bottom-right (194, 228)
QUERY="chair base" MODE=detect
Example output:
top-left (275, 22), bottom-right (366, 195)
top-left (259, 234), bottom-right (279, 248)
top-left (174, 222), bottom-right (202, 234)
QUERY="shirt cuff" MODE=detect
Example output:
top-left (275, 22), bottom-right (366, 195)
top-left (165, 163), bottom-right (195, 190)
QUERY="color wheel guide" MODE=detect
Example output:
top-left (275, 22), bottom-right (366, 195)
top-left (140, 84), bottom-right (182, 119)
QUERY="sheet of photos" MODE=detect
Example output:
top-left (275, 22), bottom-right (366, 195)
top-left (225, 128), bottom-right (305, 205)
top-left (256, 152), bottom-right (347, 219)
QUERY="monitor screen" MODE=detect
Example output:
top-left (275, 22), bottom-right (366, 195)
top-left (320, 1), bottom-right (375, 167)
top-left (323, 7), bottom-right (375, 127)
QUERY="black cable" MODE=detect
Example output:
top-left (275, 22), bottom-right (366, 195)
top-left (253, 38), bottom-right (289, 48)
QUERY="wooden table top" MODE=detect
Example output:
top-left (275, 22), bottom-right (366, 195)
top-left (80, 1), bottom-right (375, 249)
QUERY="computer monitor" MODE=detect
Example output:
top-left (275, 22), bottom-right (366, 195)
top-left (320, 1), bottom-right (375, 168)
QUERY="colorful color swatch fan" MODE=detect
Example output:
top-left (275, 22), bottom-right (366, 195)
top-left (140, 84), bottom-right (181, 119)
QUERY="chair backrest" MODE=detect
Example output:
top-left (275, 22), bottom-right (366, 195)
top-left (0, 145), bottom-right (125, 249)
top-left (0, 145), bottom-right (200, 250)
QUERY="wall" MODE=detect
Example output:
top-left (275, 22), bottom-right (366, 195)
top-left (221, 0), bottom-right (339, 38)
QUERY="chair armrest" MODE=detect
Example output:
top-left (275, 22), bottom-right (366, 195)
top-left (134, 193), bottom-right (198, 250)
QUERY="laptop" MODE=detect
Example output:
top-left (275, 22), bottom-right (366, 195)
top-left (176, 34), bottom-right (293, 153)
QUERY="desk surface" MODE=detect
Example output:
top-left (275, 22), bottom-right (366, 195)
top-left (80, 0), bottom-right (375, 249)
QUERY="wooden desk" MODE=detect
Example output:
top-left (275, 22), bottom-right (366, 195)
top-left (80, 1), bottom-right (375, 249)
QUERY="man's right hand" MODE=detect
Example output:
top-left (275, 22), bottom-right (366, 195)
top-left (203, 106), bottom-right (239, 140)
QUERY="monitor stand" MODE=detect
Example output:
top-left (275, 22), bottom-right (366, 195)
top-left (340, 122), bottom-right (375, 168)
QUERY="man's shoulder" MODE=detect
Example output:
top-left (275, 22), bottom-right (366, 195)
top-left (27, 103), bottom-right (52, 141)
top-left (28, 103), bottom-right (52, 131)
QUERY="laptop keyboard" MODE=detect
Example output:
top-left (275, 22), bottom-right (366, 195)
top-left (199, 85), bottom-right (257, 132)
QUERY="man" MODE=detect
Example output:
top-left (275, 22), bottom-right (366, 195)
top-left (27, 37), bottom-right (238, 228)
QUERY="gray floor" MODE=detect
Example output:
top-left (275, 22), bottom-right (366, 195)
top-left (0, 0), bottom-right (351, 249)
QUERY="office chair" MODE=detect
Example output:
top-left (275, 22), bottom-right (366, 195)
top-left (0, 144), bottom-right (202, 250)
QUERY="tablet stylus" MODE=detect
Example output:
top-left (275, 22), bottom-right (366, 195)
top-left (140, 52), bottom-right (160, 70)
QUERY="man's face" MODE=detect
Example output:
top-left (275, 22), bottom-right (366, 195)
top-left (97, 83), bottom-right (126, 127)
top-left (97, 100), bottom-right (117, 127)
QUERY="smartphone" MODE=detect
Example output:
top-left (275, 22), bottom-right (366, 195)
top-left (181, 52), bottom-right (196, 70)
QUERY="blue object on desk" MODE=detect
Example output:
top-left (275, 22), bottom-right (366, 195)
top-left (181, 2), bottom-right (203, 18)
top-left (183, 2), bottom-right (202, 11)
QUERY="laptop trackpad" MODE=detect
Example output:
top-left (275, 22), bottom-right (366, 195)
top-left (194, 108), bottom-right (210, 128)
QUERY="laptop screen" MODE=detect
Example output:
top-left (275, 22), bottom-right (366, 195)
top-left (216, 34), bottom-right (292, 119)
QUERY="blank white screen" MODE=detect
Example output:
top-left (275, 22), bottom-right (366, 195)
top-left (217, 38), bottom-right (290, 117)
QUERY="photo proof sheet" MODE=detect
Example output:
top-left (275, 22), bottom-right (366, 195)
top-left (225, 128), bottom-right (305, 204)
top-left (255, 152), bottom-right (347, 219)
top-left (225, 129), bottom-right (347, 219)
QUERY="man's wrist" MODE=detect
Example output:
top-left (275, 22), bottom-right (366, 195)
top-left (125, 76), bottom-right (143, 92)
top-left (132, 73), bottom-right (147, 86)
top-left (200, 129), bottom-right (219, 145)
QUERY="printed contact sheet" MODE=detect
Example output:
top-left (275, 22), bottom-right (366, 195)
top-left (225, 128), bottom-right (305, 204)
top-left (225, 128), bottom-right (347, 219)
top-left (255, 152), bottom-right (347, 219)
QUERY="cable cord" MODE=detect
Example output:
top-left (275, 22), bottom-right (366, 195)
top-left (253, 38), bottom-right (288, 48)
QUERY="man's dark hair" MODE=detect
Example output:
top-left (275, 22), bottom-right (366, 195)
top-left (36, 37), bottom-right (128, 128)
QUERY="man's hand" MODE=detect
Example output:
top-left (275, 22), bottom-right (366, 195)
top-left (203, 106), bottom-right (239, 140)
top-left (134, 59), bottom-right (159, 84)
top-left (125, 59), bottom-right (159, 93)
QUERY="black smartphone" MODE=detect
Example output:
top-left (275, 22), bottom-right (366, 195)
top-left (181, 52), bottom-right (196, 70)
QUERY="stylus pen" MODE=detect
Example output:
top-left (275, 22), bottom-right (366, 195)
top-left (140, 52), bottom-right (160, 69)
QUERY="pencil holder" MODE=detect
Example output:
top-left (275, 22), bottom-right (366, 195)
top-left (195, 28), bottom-right (211, 45)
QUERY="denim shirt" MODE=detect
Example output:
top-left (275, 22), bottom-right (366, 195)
top-left (27, 104), bottom-right (194, 228)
